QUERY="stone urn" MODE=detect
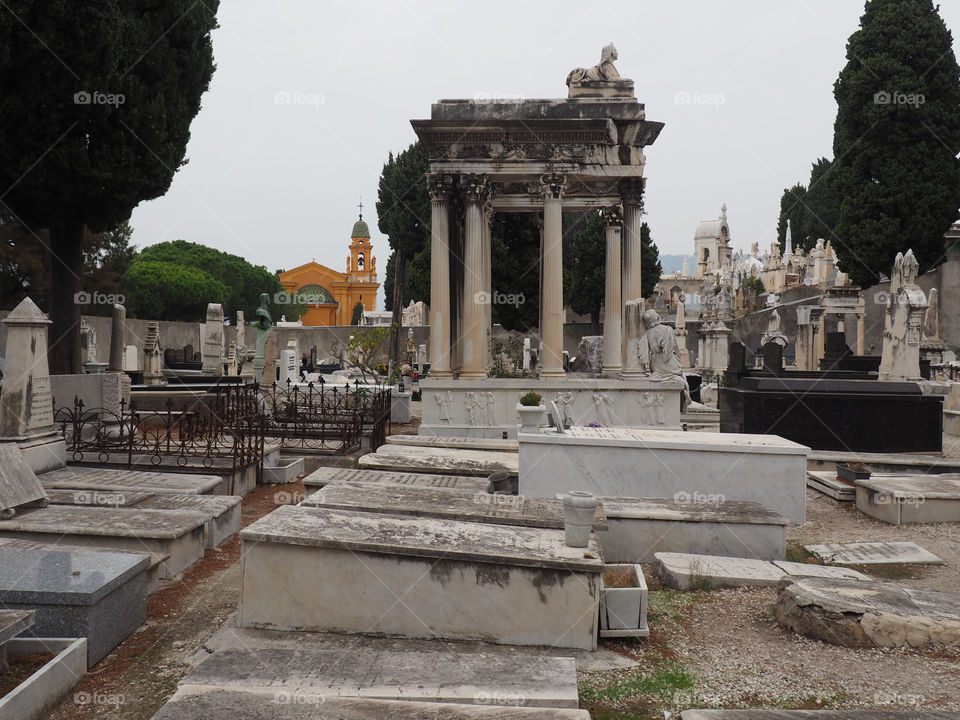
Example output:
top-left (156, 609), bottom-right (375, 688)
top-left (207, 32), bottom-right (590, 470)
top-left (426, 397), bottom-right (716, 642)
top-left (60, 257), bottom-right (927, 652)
top-left (516, 403), bottom-right (545, 433)
top-left (563, 491), bottom-right (598, 548)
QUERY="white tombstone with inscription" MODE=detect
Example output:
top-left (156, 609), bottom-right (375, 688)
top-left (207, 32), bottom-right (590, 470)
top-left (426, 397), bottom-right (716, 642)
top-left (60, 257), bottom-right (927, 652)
top-left (0, 297), bottom-right (66, 473)
top-left (279, 348), bottom-right (299, 385)
top-left (201, 303), bottom-right (226, 374)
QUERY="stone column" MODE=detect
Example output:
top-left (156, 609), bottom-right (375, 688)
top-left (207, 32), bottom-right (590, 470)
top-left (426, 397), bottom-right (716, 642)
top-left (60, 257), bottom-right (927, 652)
top-left (856, 312), bottom-right (866, 355)
top-left (815, 310), bottom-right (826, 368)
top-left (620, 178), bottom-right (644, 375)
top-left (428, 174), bottom-right (453, 378)
top-left (108, 303), bottom-right (126, 372)
top-left (539, 173), bottom-right (566, 379)
top-left (602, 206), bottom-right (623, 375)
top-left (482, 196), bottom-right (495, 371)
top-left (459, 173), bottom-right (488, 379)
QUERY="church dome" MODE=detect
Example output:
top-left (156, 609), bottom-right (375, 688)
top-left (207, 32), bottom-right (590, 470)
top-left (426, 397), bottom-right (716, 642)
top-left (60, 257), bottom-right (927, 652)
top-left (351, 215), bottom-right (370, 239)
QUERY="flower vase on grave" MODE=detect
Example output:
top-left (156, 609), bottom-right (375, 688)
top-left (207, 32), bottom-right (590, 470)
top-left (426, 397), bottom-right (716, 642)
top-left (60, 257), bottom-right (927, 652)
top-left (563, 491), bottom-right (598, 548)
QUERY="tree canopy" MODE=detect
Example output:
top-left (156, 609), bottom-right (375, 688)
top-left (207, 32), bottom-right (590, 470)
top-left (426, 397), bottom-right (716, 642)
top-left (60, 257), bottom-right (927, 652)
top-left (831, 0), bottom-right (960, 285)
top-left (0, 1), bottom-right (219, 371)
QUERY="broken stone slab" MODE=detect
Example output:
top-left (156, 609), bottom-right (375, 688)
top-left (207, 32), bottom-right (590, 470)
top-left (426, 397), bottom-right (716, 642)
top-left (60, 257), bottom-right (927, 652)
top-left (388, 435), bottom-right (520, 452)
top-left (598, 496), bottom-right (787, 563)
top-left (239, 506), bottom-right (601, 650)
top-left (0, 609), bottom-right (34, 664)
top-left (135, 494), bottom-right (242, 549)
top-left (152, 689), bottom-right (592, 719)
top-left (177, 646), bottom-right (580, 708)
top-left (856, 473), bottom-right (960, 524)
top-left (359, 445), bottom-right (519, 477)
top-left (654, 552), bottom-right (868, 590)
top-left (805, 541), bottom-right (943, 565)
top-left (300, 481), bottom-right (608, 531)
top-left (0, 546), bottom-right (149, 666)
top-left (43, 488), bottom-right (153, 507)
top-left (777, 576), bottom-right (960, 648)
top-left (0, 505), bottom-right (207, 578)
top-left (0, 444), bottom-right (48, 517)
top-left (303, 467), bottom-right (490, 492)
top-left (40, 466), bottom-right (225, 495)
top-left (806, 471), bottom-right (856, 502)
top-left (0, 536), bottom-right (166, 596)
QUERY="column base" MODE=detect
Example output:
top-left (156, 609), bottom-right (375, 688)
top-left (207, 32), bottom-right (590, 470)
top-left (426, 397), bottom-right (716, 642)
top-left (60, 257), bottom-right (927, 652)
top-left (602, 365), bottom-right (623, 377)
top-left (429, 369), bottom-right (455, 380)
top-left (539, 369), bottom-right (567, 380)
top-left (619, 370), bottom-right (647, 381)
top-left (459, 371), bottom-right (488, 380)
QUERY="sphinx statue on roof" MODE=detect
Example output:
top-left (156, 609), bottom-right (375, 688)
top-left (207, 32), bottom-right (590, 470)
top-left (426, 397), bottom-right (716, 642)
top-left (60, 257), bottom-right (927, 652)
top-left (566, 44), bottom-right (635, 98)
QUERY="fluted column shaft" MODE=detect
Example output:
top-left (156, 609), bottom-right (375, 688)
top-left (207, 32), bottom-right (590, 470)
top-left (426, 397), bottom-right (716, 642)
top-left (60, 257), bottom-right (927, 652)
top-left (602, 206), bottom-right (623, 375)
top-left (460, 174), bottom-right (487, 379)
top-left (620, 178), bottom-right (645, 377)
top-left (428, 174), bottom-right (453, 378)
top-left (539, 174), bottom-right (566, 379)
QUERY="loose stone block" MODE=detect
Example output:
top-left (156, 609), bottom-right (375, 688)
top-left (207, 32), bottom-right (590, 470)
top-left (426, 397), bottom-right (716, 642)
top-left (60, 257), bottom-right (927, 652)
top-left (0, 506), bottom-right (207, 578)
top-left (0, 443), bottom-right (48, 516)
top-left (303, 467), bottom-right (490, 492)
top-left (301, 481), bottom-right (607, 530)
top-left (40, 467), bottom-right (225, 496)
top-left (136, 494), bottom-right (242, 549)
top-left (177, 645), bottom-right (581, 708)
top-left (805, 471), bottom-right (856, 502)
top-left (0, 546), bottom-right (149, 666)
top-left (777, 576), bottom-right (960, 648)
top-left (855, 473), bottom-right (960, 525)
top-left (805, 541), bottom-right (943, 565)
top-left (598, 496), bottom-right (787, 563)
top-left (519, 427), bottom-right (809, 522)
top-left (152, 690), bottom-right (592, 719)
top-left (239, 505), bottom-right (601, 650)
top-left (359, 444), bottom-right (518, 477)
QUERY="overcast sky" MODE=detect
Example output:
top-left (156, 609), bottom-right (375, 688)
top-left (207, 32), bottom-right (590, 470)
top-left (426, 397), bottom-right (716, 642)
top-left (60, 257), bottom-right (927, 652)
top-left (129, 0), bottom-right (960, 306)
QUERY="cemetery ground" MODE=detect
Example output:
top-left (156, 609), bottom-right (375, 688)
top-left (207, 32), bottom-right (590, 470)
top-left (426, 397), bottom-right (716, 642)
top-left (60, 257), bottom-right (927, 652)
top-left (22, 416), bottom-right (959, 720)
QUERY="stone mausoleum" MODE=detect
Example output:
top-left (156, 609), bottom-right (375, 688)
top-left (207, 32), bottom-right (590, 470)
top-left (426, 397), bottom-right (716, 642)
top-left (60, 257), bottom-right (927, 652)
top-left (412, 45), bottom-right (684, 437)
top-left (276, 212), bottom-right (380, 326)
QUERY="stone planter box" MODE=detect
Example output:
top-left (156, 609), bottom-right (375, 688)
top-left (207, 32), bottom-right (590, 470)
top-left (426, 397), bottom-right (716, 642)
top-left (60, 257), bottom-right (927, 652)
top-left (261, 457), bottom-right (304, 485)
top-left (598, 563), bottom-right (649, 638)
top-left (0, 637), bottom-right (87, 720)
top-left (516, 403), bottom-right (546, 434)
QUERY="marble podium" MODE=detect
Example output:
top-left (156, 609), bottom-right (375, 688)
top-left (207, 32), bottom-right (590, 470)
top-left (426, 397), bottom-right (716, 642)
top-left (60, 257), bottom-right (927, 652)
top-left (519, 427), bottom-right (808, 522)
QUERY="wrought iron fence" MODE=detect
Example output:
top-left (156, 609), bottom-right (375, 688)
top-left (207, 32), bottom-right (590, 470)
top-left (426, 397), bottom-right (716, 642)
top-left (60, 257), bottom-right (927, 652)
top-left (257, 380), bottom-right (391, 452)
top-left (54, 384), bottom-right (265, 472)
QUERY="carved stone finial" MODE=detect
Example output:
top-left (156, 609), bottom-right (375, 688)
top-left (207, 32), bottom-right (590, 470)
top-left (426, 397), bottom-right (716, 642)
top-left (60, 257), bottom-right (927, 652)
top-left (902, 248), bottom-right (920, 285)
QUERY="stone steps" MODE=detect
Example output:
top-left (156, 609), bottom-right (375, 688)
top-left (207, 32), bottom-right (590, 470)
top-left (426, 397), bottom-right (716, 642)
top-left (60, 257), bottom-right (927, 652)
top-left (152, 690), bottom-right (591, 719)
top-left (176, 645), bottom-right (581, 708)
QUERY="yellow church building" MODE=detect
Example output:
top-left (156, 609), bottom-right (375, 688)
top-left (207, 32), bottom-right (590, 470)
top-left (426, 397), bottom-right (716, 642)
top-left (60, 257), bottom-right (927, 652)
top-left (277, 213), bottom-right (380, 326)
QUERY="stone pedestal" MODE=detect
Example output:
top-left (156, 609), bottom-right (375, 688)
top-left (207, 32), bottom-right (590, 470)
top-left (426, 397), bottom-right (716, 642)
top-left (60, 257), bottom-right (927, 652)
top-left (201, 303), bottom-right (226, 374)
top-left (0, 298), bottom-right (65, 475)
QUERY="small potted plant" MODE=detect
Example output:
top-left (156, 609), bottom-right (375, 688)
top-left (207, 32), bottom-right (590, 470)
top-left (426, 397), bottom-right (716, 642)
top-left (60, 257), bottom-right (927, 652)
top-left (517, 391), bottom-right (545, 433)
